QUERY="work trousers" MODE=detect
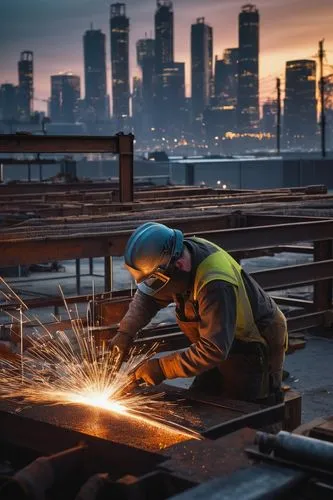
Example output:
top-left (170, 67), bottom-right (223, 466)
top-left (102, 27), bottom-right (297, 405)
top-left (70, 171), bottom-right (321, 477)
top-left (191, 308), bottom-right (288, 403)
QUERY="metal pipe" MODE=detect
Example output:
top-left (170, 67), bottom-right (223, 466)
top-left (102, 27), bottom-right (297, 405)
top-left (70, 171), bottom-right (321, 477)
top-left (256, 430), bottom-right (333, 471)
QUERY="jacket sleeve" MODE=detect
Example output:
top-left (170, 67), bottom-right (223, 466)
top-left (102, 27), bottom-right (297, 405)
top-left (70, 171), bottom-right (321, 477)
top-left (159, 281), bottom-right (237, 379)
top-left (119, 290), bottom-right (171, 338)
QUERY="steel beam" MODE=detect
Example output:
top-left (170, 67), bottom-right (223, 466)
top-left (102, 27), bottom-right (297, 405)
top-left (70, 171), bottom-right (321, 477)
top-left (170, 463), bottom-right (306, 500)
top-left (271, 296), bottom-right (314, 311)
top-left (0, 134), bottom-right (120, 154)
top-left (118, 133), bottom-right (134, 203)
top-left (201, 404), bottom-right (285, 440)
top-left (252, 259), bottom-right (333, 291)
top-left (3, 219), bottom-right (333, 267)
top-left (313, 240), bottom-right (333, 311)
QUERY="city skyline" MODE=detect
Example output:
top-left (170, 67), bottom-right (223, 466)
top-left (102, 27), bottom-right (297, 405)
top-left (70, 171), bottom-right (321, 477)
top-left (1, 0), bottom-right (333, 112)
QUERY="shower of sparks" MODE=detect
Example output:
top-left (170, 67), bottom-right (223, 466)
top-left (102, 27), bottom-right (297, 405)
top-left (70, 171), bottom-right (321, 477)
top-left (0, 279), bottom-right (200, 440)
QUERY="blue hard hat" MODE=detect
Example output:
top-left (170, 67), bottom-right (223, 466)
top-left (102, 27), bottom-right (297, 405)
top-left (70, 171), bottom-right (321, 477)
top-left (124, 222), bottom-right (184, 295)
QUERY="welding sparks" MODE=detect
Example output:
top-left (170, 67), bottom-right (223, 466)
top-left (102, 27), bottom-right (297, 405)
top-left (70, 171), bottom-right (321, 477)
top-left (0, 280), bottom-right (200, 440)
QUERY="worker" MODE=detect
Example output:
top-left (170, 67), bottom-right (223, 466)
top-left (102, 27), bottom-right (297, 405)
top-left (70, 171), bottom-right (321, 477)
top-left (110, 222), bottom-right (288, 403)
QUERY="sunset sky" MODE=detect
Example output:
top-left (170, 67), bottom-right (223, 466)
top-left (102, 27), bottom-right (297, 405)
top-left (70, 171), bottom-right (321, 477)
top-left (1, 0), bottom-right (333, 112)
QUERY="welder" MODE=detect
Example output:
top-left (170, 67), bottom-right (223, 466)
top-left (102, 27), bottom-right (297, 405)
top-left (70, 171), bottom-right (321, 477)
top-left (110, 222), bottom-right (288, 403)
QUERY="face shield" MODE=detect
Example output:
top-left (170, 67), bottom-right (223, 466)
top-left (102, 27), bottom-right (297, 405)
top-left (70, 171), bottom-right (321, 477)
top-left (137, 268), bottom-right (171, 296)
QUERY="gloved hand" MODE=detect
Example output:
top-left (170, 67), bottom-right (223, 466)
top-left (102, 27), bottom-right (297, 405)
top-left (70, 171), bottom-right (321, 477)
top-left (134, 358), bottom-right (166, 386)
top-left (108, 332), bottom-right (133, 360)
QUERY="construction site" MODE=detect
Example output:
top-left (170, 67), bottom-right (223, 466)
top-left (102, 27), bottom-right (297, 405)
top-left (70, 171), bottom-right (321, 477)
top-left (1, 133), bottom-right (333, 499)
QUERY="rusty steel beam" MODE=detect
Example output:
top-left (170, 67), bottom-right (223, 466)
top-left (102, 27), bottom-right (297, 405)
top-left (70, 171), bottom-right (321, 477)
top-left (0, 134), bottom-right (120, 154)
top-left (246, 213), bottom-right (329, 226)
top-left (252, 259), bottom-right (333, 291)
top-left (271, 296), bottom-right (314, 311)
top-left (2, 218), bottom-right (333, 267)
top-left (118, 134), bottom-right (134, 203)
top-left (313, 241), bottom-right (333, 311)
top-left (287, 312), bottom-right (326, 332)
top-left (0, 158), bottom-right (59, 164)
top-left (270, 245), bottom-right (313, 254)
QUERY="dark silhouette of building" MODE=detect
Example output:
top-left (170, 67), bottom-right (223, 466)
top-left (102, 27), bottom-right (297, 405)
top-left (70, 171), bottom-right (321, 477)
top-left (0, 84), bottom-right (19, 122)
top-left (154, 0), bottom-right (174, 133)
top-left (284, 60), bottom-right (317, 149)
top-left (157, 62), bottom-right (185, 136)
top-left (155, 0), bottom-right (174, 71)
top-left (324, 74), bottom-right (333, 150)
top-left (262, 99), bottom-right (277, 134)
top-left (50, 73), bottom-right (81, 123)
top-left (136, 37), bottom-right (155, 131)
top-left (132, 76), bottom-right (143, 133)
top-left (18, 51), bottom-right (33, 122)
top-left (83, 26), bottom-right (108, 122)
top-left (237, 4), bottom-right (259, 131)
top-left (110, 3), bottom-right (130, 122)
top-left (191, 17), bottom-right (213, 120)
top-left (214, 48), bottom-right (238, 107)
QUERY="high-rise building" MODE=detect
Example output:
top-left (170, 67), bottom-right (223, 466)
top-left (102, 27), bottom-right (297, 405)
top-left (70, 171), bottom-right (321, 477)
top-left (262, 99), bottom-right (277, 134)
top-left (155, 0), bottom-right (174, 72)
top-left (0, 84), bottom-right (19, 122)
top-left (284, 60), bottom-right (317, 147)
top-left (50, 73), bottom-right (81, 123)
top-left (110, 3), bottom-right (130, 121)
top-left (324, 74), bottom-right (333, 149)
top-left (237, 4), bottom-right (259, 131)
top-left (136, 37), bottom-right (155, 130)
top-left (132, 76), bottom-right (143, 133)
top-left (157, 62), bottom-right (185, 135)
top-left (83, 26), bottom-right (108, 121)
top-left (214, 48), bottom-right (238, 107)
top-left (191, 18), bottom-right (213, 119)
top-left (18, 51), bottom-right (33, 122)
top-left (154, 0), bottom-right (174, 132)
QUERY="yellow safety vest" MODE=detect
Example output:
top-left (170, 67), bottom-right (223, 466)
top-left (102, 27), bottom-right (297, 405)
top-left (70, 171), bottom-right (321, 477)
top-left (192, 237), bottom-right (266, 345)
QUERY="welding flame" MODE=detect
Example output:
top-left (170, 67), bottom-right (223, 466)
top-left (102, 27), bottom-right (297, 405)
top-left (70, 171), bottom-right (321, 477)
top-left (0, 279), bottom-right (200, 440)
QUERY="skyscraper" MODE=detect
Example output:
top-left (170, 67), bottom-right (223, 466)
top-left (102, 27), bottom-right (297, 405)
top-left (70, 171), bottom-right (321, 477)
top-left (50, 73), bottom-right (81, 123)
top-left (18, 51), bottom-right (33, 122)
top-left (154, 0), bottom-right (174, 132)
top-left (110, 3), bottom-right (130, 121)
top-left (83, 26), bottom-right (108, 121)
top-left (132, 76), bottom-right (143, 133)
top-left (136, 37), bottom-right (155, 129)
top-left (284, 60), bottom-right (317, 147)
top-left (214, 48), bottom-right (238, 107)
top-left (324, 74), bottom-right (333, 149)
top-left (262, 99), bottom-right (277, 134)
top-left (191, 18), bottom-right (213, 119)
top-left (155, 0), bottom-right (174, 72)
top-left (237, 4), bottom-right (259, 131)
top-left (0, 84), bottom-right (19, 122)
top-left (158, 62), bottom-right (185, 135)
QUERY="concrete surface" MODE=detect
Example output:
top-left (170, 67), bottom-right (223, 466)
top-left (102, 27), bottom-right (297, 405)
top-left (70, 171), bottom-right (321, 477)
top-left (284, 335), bottom-right (333, 424)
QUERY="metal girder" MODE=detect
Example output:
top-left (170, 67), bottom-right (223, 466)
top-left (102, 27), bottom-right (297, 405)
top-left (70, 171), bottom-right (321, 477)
top-left (201, 404), bottom-right (285, 440)
top-left (3, 218), bottom-right (333, 267)
top-left (252, 259), bottom-right (333, 291)
top-left (270, 296), bottom-right (314, 310)
top-left (170, 463), bottom-right (306, 500)
top-left (313, 241), bottom-right (333, 311)
top-left (287, 312), bottom-right (326, 332)
top-left (0, 158), bottom-right (59, 164)
top-left (246, 213), bottom-right (329, 226)
top-left (0, 134), bottom-right (120, 154)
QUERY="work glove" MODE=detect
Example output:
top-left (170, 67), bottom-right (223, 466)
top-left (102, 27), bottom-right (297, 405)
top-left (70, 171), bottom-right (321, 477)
top-left (108, 331), bottom-right (133, 360)
top-left (134, 358), bottom-right (166, 386)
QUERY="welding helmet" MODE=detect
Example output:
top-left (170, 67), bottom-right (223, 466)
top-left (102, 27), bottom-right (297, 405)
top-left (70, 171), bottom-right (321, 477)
top-left (124, 222), bottom-right (184, 296)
